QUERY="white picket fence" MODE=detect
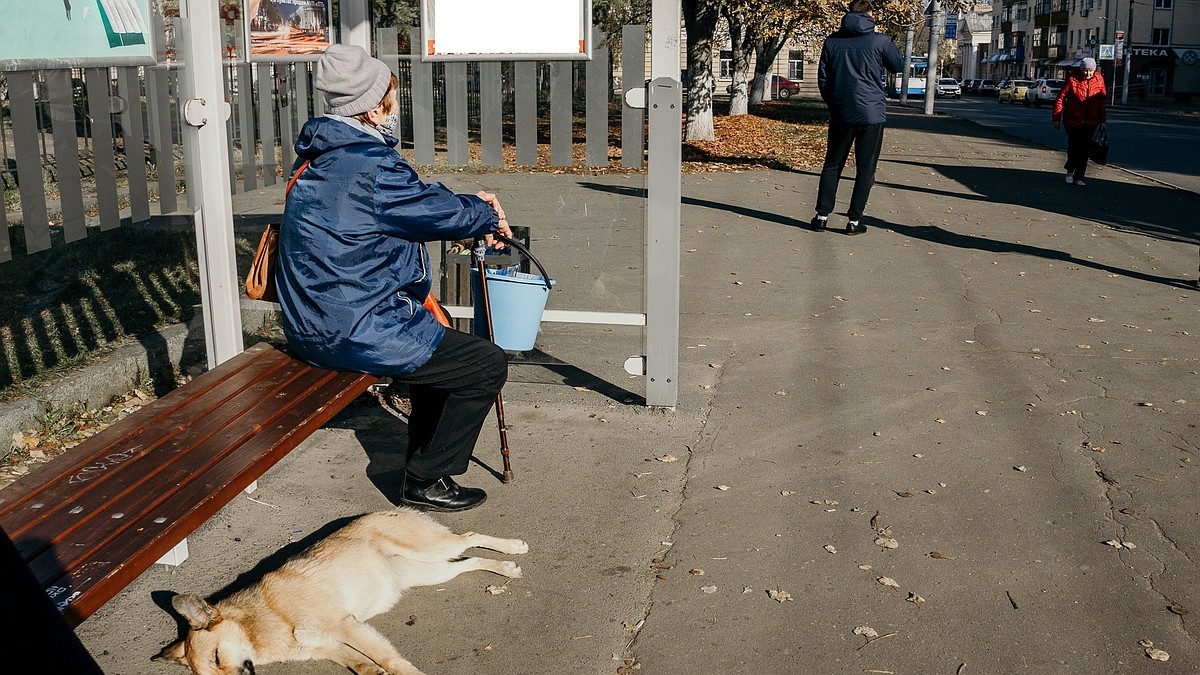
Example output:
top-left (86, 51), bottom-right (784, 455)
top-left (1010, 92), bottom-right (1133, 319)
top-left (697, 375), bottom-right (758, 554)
top-left (0, 25), bottom-right (648, 263)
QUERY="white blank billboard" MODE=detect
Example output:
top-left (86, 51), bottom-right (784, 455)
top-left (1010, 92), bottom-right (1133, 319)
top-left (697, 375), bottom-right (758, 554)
top-left (421, 0), bottom-right (592, 61)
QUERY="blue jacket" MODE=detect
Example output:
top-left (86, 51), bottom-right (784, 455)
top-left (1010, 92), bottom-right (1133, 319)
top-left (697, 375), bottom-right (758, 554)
top-left (818, 13), bottom-right (904, 125)
top-left (277, 116), bottom-right (499, 375)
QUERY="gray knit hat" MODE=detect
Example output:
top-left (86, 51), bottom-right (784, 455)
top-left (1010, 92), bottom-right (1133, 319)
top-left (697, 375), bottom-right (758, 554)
top-left (316, 44), bottom-right (392, 116)
top-left (1081, 57), bottom-right (1097, 70)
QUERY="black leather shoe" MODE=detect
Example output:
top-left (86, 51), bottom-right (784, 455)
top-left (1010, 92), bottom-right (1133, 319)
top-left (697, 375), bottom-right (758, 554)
top-left (810, 215), bottom-right (828, 232)
top-left (400, 474), bottom-right (487, 512)
top-left (845, 221), bottom-right (867, 236)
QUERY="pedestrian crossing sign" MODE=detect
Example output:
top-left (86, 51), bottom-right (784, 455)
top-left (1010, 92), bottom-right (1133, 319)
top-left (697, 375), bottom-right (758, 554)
top-left (1099, 44), bottom-right (1115, 60)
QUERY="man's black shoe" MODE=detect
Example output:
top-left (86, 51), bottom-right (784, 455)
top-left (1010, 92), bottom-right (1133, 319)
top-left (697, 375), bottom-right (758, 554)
top-left (400, 474), bottom-right (487, 512)
top-left (810, 215), bottom-right (828, 232)
top-left (845, 221), bottom-right (867, 236)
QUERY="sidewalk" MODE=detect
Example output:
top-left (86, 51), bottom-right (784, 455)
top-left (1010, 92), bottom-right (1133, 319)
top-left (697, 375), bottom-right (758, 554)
top-left (76, 108), bottom-right (1199, 674)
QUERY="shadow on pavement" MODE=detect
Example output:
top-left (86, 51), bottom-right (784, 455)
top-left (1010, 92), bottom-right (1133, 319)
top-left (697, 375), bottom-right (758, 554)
top-left (879, 221), bottom-right (1198, 290)
top-left (885, 159), bottom-right (1200, 246)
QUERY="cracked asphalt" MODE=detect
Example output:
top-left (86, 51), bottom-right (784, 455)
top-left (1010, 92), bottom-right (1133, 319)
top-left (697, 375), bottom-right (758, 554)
top-left (76, 107), bottom-right (1198, 674)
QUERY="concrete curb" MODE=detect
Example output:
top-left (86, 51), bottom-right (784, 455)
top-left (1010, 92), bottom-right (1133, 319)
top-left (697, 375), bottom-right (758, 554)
top-left (1, 301), bottom-right (282, 461)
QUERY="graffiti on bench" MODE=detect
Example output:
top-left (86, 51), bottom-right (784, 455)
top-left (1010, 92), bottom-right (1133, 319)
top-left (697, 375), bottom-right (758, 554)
top-left (68, 447), bottom-right (143, 484)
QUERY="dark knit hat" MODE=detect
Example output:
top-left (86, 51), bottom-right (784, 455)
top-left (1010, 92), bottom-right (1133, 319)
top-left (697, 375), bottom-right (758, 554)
top-left (315, 44), bottom-right (392, 116)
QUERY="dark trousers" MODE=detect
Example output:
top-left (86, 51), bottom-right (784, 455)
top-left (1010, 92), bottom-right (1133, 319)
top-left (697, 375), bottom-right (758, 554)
top-left (395, 328), bottom-right (507, 479)
top-left (816, 122), bottom-right (886, 222)
top-left (1064, 124), bottom-right (1097, 180)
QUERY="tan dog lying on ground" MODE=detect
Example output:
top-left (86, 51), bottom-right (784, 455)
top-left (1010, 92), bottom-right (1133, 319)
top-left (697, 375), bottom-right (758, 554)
top-left (154, 508), bottom-right (527, 675)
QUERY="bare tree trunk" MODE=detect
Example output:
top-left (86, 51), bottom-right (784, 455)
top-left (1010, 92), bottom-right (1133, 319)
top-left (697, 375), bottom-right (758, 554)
top-left (750, 32), bottom-right (792, 105)
top-left (723, 7), bottom-right (755, 116)
top-left (683, 0), bottom-right (721, 141)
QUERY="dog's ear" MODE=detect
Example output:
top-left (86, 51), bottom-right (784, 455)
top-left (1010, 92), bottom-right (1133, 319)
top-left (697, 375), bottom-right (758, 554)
top-left (152, 639), bottom-right (187, 665)
top-left (171, 593), bottom-right (221, 630)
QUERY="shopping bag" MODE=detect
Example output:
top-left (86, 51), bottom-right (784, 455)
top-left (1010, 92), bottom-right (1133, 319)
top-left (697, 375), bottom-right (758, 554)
top-left (1089, 124), bottom-right (1109, 165)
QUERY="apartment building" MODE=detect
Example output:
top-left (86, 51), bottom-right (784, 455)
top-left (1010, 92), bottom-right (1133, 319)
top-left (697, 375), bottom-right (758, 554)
top-left (989, 0), bottom-right (1199, 100)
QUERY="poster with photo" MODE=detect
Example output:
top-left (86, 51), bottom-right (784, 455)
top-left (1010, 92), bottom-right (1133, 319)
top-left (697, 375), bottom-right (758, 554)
top-left (0, 0), bottom-right (156, 70)
top-left (246, 0), bottom-right (332, 62)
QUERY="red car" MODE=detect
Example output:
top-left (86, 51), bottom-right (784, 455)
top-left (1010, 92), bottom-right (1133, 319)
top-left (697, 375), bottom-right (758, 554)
top-left (771, 75), bottom-right (801, 99)
top-left (726, 74), bottom-right (804, 99)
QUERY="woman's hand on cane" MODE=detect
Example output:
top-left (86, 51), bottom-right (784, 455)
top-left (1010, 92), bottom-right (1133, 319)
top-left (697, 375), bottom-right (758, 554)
top-left (477, 191), bottom-right (511, 249)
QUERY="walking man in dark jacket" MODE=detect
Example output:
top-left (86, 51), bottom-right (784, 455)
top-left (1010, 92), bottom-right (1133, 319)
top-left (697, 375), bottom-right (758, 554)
top-left (811, 0), bottom-right (904, 235)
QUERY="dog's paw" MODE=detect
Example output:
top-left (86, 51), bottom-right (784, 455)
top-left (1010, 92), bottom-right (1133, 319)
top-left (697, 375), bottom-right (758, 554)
top-left (508, 539), bottom-right (529, 555)
top-left (497, 560), bottom-right (523, 578)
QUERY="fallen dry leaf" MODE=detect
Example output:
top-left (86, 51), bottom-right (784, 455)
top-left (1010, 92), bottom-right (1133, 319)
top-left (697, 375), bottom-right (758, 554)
top-left (714, 484), bottom-right (730, 491)
top-left (1168, 604), bottom-right (1189, 616)
top-left (875, 537), bottom-right (899, 549)
top-left (700, 585), bottom-right (718, 594)
top-left (1147, 649), bottom-right (1170, 662)
top-left (928, 551), bottom-right (956, 560)
top-left (895, 491), bottom-right (914, 498)
top-left (877, 576), bottom-right (900, 589)
top-left (853, 626), bottom-right (879, 638)
top-left (655, 454), bottom-right (678, 463)
top-left (870, 511), bottom-right (881, 529)
top-left (485, 584), bottom-right (508, 595)
top-left (689, 568), bottom-right (705, 576)
top-left (976, 410), bottom-right (988, 416)
top-left (824, 544), bottom-right (837, 554)
top-left (935, 418), bottom-right (946, 424)
top-left (768, 589), bottom-right (793, 603)
top-left (906, 592), bottom-right (925, 606)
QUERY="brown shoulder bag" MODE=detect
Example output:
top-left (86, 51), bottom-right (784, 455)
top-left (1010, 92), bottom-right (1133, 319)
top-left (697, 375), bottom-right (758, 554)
top-left (245, 161), bottom-right (310, 302)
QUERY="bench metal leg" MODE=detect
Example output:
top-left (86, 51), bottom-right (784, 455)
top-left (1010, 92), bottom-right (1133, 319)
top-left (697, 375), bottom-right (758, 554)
top-left (155, 538), bottom-right (189, 567)
top-left (244, 480), bottom-right (258, 493)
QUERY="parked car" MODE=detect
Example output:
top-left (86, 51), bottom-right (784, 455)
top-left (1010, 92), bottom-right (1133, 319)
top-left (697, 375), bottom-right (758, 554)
top-left (965, 79), bottom-right (982, 94)
top-left (1024, 78), bottom-right (1064, 107)
top-left (771, 74), bottom-right (801, 99)
top-left (998, 79), bottom-right (1035, 103)
top-left (935, 78), bottom-right (962, 98)
top-left (724, 74), bottom-right (803, 99)
top-left (978, 79), bottom-right (998, 95)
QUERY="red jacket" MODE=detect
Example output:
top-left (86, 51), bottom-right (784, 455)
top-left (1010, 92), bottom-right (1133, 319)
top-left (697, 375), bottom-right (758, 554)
top-left (1053, 72), bottom-right (1107, 127)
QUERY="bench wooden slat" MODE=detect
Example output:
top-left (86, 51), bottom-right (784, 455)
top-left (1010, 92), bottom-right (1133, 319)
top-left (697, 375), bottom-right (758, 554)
top-left (0, 344), bottom-right (293, 515)
top-left (14, 361), bottom-right (333, 563)
top-left (46, 370), bottom-right (374, 625)
top-left (0, 343), bottom-right (378, 627)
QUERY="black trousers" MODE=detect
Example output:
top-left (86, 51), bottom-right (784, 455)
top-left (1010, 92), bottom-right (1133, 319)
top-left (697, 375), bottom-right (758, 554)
top-left (1064, 124), bottom-right (1097, 180)
top-left (816, 122), bottom-right (886, 222)
top-left (395, 328), bottom-right (507, 479)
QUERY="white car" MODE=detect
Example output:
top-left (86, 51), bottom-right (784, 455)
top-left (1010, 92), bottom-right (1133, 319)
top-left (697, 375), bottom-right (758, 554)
top-left (1024, 79), bottom-right (1064, 107)
top-left (935, 78), bottom-right (962, 98)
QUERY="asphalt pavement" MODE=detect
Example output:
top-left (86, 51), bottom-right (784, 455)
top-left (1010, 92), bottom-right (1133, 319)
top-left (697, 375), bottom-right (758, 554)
top-left (928, 94), bottom-right (1200, 194)
top-left (73, 106), bottom-right (1199, 674)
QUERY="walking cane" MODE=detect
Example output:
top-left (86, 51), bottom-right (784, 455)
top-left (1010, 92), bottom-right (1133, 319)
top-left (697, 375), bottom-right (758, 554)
top-left (473, 237), bottom-right (515, 484)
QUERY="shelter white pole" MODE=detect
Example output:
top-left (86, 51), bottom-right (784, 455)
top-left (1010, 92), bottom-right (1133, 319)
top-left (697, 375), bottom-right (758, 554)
top-left (645, 0), bottom-right (682, 408)
top-left (179, 0), bottom-right (243, 366)
top-left (340, 0), bottom-right (372, 51)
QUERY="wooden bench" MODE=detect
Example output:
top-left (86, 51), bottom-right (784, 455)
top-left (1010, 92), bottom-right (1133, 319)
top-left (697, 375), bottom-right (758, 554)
top-left (0, 342), bottom-right (377, 627)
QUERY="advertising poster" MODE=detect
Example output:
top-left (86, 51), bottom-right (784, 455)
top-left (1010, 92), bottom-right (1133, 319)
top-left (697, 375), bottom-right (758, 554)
top-left (246, 0), bottom-right (332, 61)
top-left (0, 0), bottom-right (156, 71)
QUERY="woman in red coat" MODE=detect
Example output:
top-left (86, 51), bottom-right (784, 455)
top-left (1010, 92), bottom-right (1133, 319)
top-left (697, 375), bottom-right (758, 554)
top-left (1052, 57), bottom-right (1107, 185)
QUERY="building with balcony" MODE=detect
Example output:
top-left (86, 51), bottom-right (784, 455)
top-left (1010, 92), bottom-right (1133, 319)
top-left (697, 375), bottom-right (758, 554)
top-left (984, 0), bottom-right (1032, 78)
top-left (1086, 0), bottom-right (1199, 101)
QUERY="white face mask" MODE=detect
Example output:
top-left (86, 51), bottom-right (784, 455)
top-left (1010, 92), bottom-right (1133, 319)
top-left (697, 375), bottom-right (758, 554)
top-left (376, 112), bottom-right (398, 136)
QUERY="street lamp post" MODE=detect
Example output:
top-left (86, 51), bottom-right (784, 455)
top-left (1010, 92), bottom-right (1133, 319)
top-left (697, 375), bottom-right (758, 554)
top-left (1121, 0), bottom-right (1133, 104)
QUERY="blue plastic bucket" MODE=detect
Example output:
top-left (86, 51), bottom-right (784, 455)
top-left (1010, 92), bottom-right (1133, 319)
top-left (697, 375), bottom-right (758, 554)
top-left (470, 268), bottom-right (554, 351)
